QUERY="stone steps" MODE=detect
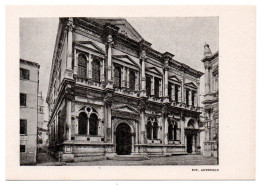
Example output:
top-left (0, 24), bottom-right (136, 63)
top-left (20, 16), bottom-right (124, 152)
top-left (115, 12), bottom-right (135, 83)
top-left (107, 155), bottom-right (150, 161)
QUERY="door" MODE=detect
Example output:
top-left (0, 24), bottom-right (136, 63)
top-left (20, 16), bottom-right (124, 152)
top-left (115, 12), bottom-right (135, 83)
top-left (116, 123), bottom-right (132, 155)
top-left (187, 134), bottom-right (193, 153)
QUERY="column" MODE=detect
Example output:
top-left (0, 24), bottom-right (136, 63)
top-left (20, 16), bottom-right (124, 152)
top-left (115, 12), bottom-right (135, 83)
top-left (151, 76), bottom-right (155, 95)
top-left (172, 84), bottom-right (175, 102)
top-left (135, 72), bottom-right (139, 91)
top-left (126, 68), bottom-right (130, 89)
top-left (122, 66), bottom-right (125, 88)
top-left (107, 105), bottom-right (112, 142)
top-left (164, 117), bottom-right (169, 144)
top-left (189, 90), bottom-right (192, 106)
top-left (101, 59), bottom-right (105, 83)
top-left (194, 92), bottom-right (197, 107)
top-left (66, 18), bottom-right (74, 70)
top-left (140, 110), bottom-right (146, 143)
top-left (73, 49), bottom-right (77, 75)
top-left (106, 35), bottom-right (113, 89)
top-left (66, 99), bottom-right (72, 141)
top-left (197, 81), bottom-right (200, 107)
top-left (88, 54), bottom-right (92, 80)
top-left (164, 61), bottom-right (169, 101)
top-left (140, 50), bottom-right (146, 97)
top-left (205, 64), bottom-right (210, 94)
top-left (178, 86), bottom-right (181, 103)
top-left (159, 79), bottom-right (163, 97)
top-left (181, 118), bottom-right (185, 144)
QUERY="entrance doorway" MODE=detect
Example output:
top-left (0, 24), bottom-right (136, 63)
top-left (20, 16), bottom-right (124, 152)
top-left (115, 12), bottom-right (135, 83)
top-left (187, 134), bottom-right (193, 153)
top-left (116, 123), bottom-right (132, 155)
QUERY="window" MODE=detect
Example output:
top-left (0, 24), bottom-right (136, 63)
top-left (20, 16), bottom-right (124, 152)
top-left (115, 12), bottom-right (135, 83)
top-left (168, 124), bottom-right (173, 140)
top-left (20, 93), bottom-right (26, 106)
top-left (147, 118), bottom-right (159, 140)
top-left (186, 89), bottom-right (189, 105)
top-left (78, 112), bottom-right (88, 135)
top-left (20, 145), bottom-right (25, 152)
top-left (192, 91), bottom-right (195, 106)
top-left (20, 119), bottom-right (27, 135)
top-left (20, 68), bottom-right (30, 80)
top-left (154, 77), bottom-right (160, 98)
top-left (153, 122), bottom-right (158, 139)
top-left (78, 53), bottom-right (88, 78)
top-left (168, 121), bottom-right (178, 141)
top-left (175, 85), bottom-right (179, 103)
top-left (173, 124), bottom-right (178, 140)
top-left (129, 70), bottom-right (136, 91)
top-left (92, 58), bottom-right (100, 82)
top-left (168, 82), bottom-right (172, 101)
top-left (146, 76), bottom-right (151, 96)
top-left (146, 121), bottom-right (152, 139)
top-left (78, 106), bottom-right (99, 136)
top-left (89, 114), bottom-right (98, 135)
top-left (114, 65), bottom-right (121, 88)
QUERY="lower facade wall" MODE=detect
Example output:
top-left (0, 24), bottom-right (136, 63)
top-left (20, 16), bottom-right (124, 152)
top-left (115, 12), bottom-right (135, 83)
top-left (48, 143), bottom-right (187, 162)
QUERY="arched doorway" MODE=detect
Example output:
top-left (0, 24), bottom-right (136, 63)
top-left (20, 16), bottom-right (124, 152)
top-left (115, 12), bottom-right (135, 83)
top-left (116, 123), bottom-right (132, 155)
top-left (186, 119), bottom-right (196, 154)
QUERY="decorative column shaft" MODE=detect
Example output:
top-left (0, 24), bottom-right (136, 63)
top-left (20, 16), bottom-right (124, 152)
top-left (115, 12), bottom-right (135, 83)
top-left (189, 90), bottom-right (192, 106)
top-left (172, 84), bottom-right (175, 101)
top-left (126, 68), bottom-right (130, 88)
top-left (164, 117), bottom-right (169, 144)
top-left (164, 60), bottom-right (169, 99)
top-left (66, 18), bottom-right (74, 70)
top-left (106, 35), bottom-right (114, 89)
top-left (151, 76), bottom-right (155, 95)
top-left (101, 59), bottom-right (105, 82)
top-left (122, 66), bottom-right (126, 88)
top-left (66, 99), bottom-right (72, 140)
top-left (140, 50), bottom-right (146, 97)
top-left (88, 54), bottom-right (92, 79)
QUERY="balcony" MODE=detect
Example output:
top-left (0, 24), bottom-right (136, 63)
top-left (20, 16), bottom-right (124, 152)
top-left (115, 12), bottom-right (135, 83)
top-left (76, 77), bottom-right (103, 89)
top-left (114, 88), bottom-right (139, 97)
top-left (147, 95), bottom-right (162, 103)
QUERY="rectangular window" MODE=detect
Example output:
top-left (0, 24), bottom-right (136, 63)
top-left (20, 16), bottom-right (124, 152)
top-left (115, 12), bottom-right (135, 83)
top-left (186, 89), bottom-right (189, 105)
top-left (154, 77), bottom-right (160, 98)
top-left (20, 119), bottom-right (27, 134)
top-left (20, 68), bottom-right (30, 80)
top-left (168, 82), bottom-right (172, 101)
top-left (20, 93), bottom-right (27, 106)
top-left (20, 145), bottom-right (26, 152)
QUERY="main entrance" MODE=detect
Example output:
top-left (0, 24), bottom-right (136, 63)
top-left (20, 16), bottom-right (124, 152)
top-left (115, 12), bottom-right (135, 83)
top-left (116, 123), bottom-right (132, 155)
top-left (186, 134), bottom-right (193, 153)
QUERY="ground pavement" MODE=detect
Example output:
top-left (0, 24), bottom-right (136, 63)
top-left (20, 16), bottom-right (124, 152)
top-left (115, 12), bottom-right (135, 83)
top-left (36, 152), bottom-right (218, 166)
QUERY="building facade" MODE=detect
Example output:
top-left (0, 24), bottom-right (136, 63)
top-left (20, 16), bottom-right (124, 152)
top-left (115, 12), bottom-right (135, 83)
top-left (37, 92), bottom-right (49, 152)
top-left (20, 59), bottom-right (40, 165)
top-left (46, 18), bottom-right (203, 161)
top-left (201, 44), bottom-right (219, 157)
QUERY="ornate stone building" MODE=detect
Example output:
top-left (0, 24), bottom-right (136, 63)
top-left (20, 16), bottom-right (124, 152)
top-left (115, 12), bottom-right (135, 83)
top-left (46, 18), bottom-right (203, 161)
top-left (20, 59), bottom-right (40, 164)
top-left (201, 43), bottom-right (219, 157)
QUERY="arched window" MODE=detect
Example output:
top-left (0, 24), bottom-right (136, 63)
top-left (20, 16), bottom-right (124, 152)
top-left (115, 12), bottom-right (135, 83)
top-left (168, 124), bottom-right (173, 140)
top-left (146, 76), bottom-right (151, 96)
top-left (146, 121), bottom-right (152, 140)
top-left (89, 113), bottom-right (98, 135)
top-left (114, 65), bottom-right (121, 88)
top-left (129, 70), bottom-right (135, 91)
top-left (188, 119), bottom-right (195, 128)
top-left (153, 122), bottom-right (158, 139)
top-left (92, 58), bottom-right (100, 82)
top-left (154, 77), bottom-right (160, 98)
top-left (78, 54), bottom-right (88, 78)
top-left (78, 112), bottom-right (88, 134)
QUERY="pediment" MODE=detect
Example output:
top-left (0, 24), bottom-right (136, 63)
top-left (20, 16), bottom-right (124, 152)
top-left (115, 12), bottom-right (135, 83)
top-left (74, 41), bottom-right (105, 55)
top-left (184, 82), bottom-right (198, 89)
top-left (146, 67), bottom-right (163, 76)
top-left (112, 55), bottom-right (140, 67)
top-left (169, 75), bottom-right (181, 83)
top-left (113, 105), bottom-right (139, 114)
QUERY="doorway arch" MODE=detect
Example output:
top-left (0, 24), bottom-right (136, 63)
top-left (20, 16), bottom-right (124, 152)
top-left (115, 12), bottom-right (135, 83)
top-left (116, 123), bottom-right (132, 155)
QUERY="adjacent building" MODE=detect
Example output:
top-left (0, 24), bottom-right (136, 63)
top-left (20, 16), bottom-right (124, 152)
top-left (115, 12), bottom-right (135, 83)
top-left (20, 59), bottom-right (40, 165)
top-left (37, 92), bottom-right (49, 152)
top-left (46, 18), bottom-right (204, 161)
top-left (201, 43), bottom-right (219, 157)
